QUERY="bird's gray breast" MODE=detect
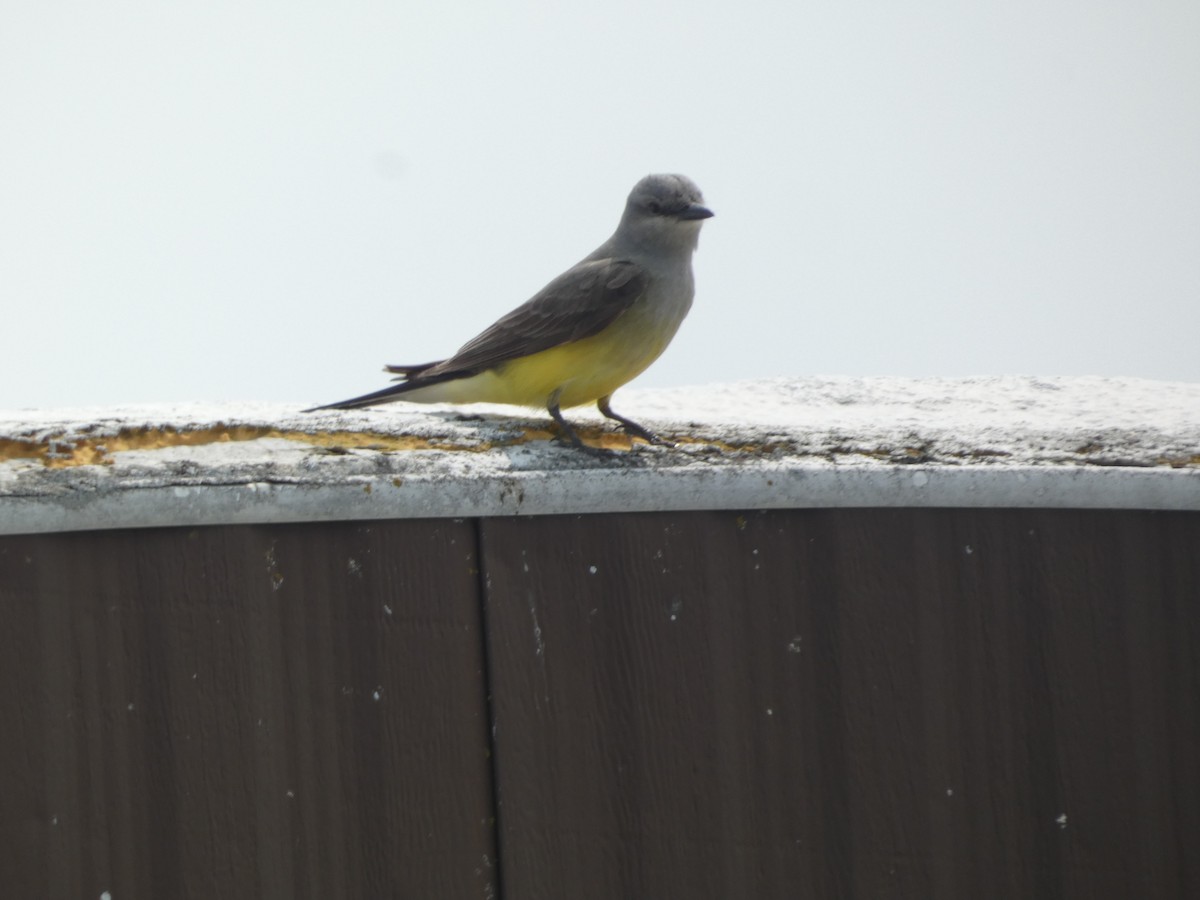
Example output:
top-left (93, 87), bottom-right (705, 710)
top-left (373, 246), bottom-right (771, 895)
top-left (635, 260), bottom-right (694, 329)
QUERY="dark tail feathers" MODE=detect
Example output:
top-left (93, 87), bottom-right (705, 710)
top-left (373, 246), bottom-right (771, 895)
top-left (303, 362), bottom-right (466, 412)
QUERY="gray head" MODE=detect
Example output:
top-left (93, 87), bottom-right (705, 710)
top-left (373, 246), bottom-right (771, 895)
top-left (613, 174), bottom-right (713, 255)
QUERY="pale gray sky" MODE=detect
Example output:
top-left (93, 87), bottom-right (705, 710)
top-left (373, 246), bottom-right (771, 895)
top-left (3, 1), bottom-right (1198, 409)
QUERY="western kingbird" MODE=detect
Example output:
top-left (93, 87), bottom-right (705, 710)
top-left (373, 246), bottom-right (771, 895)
top-left (307, 173), bottom-right (713, 450)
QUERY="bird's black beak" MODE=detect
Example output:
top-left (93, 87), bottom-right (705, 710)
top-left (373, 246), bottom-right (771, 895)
top-left (677, 202), bottom-right (714, 221)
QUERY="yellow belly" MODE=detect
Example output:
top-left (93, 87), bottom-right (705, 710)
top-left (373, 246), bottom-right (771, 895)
top-left (413, 307), bottom-right (680, 409)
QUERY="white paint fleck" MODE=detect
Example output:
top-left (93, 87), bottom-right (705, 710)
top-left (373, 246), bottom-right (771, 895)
top-left (766, 708), bottom-right (774, 716)
top-left (100, 892), bottom-right (112, 900)
top-left (372, 688), bottom-right (382, 701)
top-left (787, 636), bottom-right (802, 654)
top-left (965, 545), bottom-right (974, 555)
top-left (347, 557), bottom-right (362, 577)
top-left (946, 788), bottom-right (954, 796)
top-left (172, 486), bottom-right (190, 498)
top-left (126, 703), bottom-right (134, 711)
top-left (1056, 813), bottom-right (1068, 828)
top-left (912, 471), bottom-right (929, 488)
top-left (265, 544), bottom-right (284, 591)
top-left (50, 814), bottom-right (58, 826)
top-left (383, 603), bottom-right (393, 615)
top-left (588, 565), bottom-right (597, 574)
top-left (529, 602), bottom-right (545, 657)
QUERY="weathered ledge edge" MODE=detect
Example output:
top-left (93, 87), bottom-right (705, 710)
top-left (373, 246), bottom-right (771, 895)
top-left (4, 378), bottom-right (1198, 534)
top-left (3, 463), bottom-right (1198, 536)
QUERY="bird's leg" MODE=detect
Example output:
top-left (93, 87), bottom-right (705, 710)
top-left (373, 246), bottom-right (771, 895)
top-left (597, 395), bottom-right (673, 447)
top-left (547, 393), bottom-right (598, 452)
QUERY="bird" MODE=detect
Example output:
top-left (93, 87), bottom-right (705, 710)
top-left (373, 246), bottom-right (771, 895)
top-left (306, 173), bottom-right (713, 450)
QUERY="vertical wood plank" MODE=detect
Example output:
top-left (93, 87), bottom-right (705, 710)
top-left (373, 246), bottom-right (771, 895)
top-left (479, 509), bottom-right (1200, 899)
top-left (0, 520), bottom-right (496, 900)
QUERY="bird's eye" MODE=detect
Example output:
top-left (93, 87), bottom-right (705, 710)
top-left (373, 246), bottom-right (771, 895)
top-left (646, 199), bottom-right (662, 214)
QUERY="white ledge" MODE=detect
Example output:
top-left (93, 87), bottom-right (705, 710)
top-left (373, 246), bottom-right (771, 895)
top-left (2, 377), bottom-right (1198, 535)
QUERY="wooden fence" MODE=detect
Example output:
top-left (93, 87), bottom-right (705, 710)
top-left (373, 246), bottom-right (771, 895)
top-left (2, 507), bottom-right (1197, 898)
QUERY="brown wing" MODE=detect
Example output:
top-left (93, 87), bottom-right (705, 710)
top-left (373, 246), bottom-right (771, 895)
top-left (422, 257), bottom-right (648, 377)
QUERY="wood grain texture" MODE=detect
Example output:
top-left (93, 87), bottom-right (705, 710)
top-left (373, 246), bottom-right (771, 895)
top-left (2, 509), bottom-right (1197, 898)
top-left (479, 509), bottom-right (1200, 900)
top-left (0, 520), bottom-right (496, 900)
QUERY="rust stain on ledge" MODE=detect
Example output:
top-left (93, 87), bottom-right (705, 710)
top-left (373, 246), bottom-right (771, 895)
top-left (0, 427), bottom-right (456, 468)
top-left (8, 426), bottom-right (1186, 470)
top-left (0, 423), bottom-right (672, 468)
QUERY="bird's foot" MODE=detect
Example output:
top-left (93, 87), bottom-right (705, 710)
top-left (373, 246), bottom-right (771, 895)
top-left (622, 424), bottom-right (675, 448)
top-left (596, 397), bottom-right (675, 448)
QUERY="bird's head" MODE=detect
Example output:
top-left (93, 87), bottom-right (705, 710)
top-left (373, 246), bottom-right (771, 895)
top-left (617, 173), bottom-right (713, 254)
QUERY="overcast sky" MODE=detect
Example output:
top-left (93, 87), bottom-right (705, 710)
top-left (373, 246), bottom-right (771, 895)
top-left (2, 1), bottom-right (1197, 410)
